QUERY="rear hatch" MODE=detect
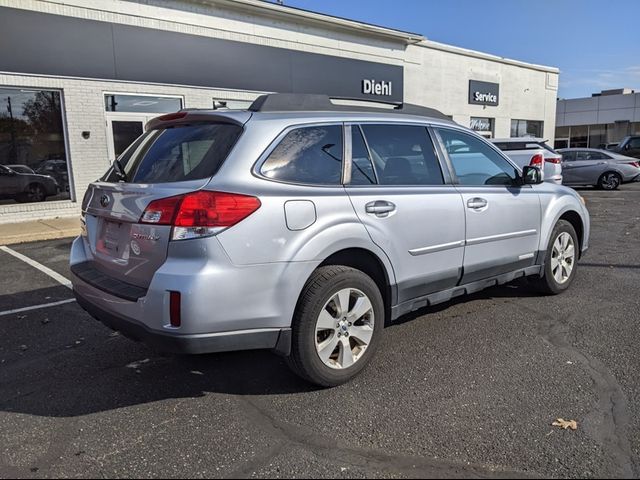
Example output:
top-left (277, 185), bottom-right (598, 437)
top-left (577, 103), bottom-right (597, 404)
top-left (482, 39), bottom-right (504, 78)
top-left (82, 113), bottom-right (248, 289)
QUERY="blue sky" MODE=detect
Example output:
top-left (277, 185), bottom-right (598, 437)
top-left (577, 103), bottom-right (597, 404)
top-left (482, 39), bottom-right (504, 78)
top-left (278, 0), bottom-right (640, 99)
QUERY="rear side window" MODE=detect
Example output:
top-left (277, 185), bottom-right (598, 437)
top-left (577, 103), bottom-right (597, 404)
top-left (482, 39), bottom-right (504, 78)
top-left (260, 125), bottom-right (343, 185)
top-left (360, 124), bottom-right (444, 185)
top-left (350, 126), bottom-right (377, 185)
top-left (107, 123), bottom-right (242, 183)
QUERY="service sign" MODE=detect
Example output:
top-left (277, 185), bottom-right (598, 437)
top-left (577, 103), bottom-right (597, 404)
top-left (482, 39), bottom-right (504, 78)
top-left (469, 80), bottom-right (499, 106)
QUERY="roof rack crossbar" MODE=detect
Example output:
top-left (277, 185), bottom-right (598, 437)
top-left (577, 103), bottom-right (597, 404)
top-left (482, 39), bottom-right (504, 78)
top-left (248, 94), bottom-right (450, 120)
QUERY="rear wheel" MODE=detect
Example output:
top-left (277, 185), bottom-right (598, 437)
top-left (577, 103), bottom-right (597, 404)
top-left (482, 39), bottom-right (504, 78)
top-left (17, 183), bottom-right (46, 203)
top-left (598, 172), bottom-right (621, 190)
top-left (530, 220), bottom-right (579, 295)
top-left (287, 266), bottom-right (384, 387)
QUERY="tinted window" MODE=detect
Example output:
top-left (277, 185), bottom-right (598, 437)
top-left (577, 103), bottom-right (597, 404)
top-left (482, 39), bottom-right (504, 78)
top-left (261, 125), bottom-right (343, 185)
top-left (561, 151), bottom-right (576, 162)
top-left (628, 138), bottom-right (640, 149)
top-left (360, 124), bottom-right (443, 185)
top-left (350, 126), bottom-right (376, 185)
top-left (438, 128), bottom-right (518, 186)
top-left (107, 123), bottom-right (242, 183)
top-left (576, 151), bottom-right (609, 161)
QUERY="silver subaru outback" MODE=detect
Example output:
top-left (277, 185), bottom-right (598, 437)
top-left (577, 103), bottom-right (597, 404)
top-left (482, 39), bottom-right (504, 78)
top-left (71, 94), bottom-right (590, 387)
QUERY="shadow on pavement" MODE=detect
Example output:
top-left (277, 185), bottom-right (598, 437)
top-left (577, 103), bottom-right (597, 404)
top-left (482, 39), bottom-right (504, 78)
top-left (0, 280), bottom-right (546, 418)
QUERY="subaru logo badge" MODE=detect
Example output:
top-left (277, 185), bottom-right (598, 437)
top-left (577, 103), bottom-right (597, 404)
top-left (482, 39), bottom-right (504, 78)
top-left (100, 194), bottom-right (110, 208)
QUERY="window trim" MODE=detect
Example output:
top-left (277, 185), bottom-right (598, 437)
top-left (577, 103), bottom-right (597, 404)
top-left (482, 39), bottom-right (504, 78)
top-left (432, 125), bottom-right (525, 188)
top-left (344, 121), bottom-right (452, 188)
top-left (252, 122), bottom-right (347, 188)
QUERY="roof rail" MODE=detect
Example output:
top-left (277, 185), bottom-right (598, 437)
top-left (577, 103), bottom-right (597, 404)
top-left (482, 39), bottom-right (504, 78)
top-left (248, 94), bottom-right (451, 120)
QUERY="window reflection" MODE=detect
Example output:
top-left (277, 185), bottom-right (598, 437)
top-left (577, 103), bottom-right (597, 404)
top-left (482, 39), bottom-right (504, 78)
top-left (0, 88), bottom-right (70, 204)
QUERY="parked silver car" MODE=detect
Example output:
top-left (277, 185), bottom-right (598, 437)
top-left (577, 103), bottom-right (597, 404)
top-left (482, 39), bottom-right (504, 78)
top-left (490, 138), bottom-right (563, 185)
top-left (71, 94), bottom-right (590, 387)
top-left (0, 164), bottom-right (59, 203)
top-left (558, 148), bottom-right (640, 190)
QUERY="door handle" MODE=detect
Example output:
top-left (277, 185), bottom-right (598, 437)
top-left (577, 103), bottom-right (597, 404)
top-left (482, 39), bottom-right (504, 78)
top-left (467, 197), bottom-right (488, 210)
top-left (365, 200), bottom-right (396, 217)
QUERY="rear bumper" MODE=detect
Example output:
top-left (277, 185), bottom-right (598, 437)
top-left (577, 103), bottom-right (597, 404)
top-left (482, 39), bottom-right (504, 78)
top-left (75, 289), bottom-right (291, 355)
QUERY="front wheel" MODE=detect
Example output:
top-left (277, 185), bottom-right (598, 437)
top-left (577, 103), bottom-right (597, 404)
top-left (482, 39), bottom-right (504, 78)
top-left (598, 172), bottom-right (621, 190)
top-left (17, 184), bottom-right (46, 203)
top-left (530, 220), bottom-right (579, 295)
top-left (287, 266), bottom-right (384, 387)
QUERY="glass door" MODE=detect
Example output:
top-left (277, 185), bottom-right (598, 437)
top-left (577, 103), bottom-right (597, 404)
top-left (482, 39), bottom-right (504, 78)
top-left (106, 115), bottom-right (155, 161)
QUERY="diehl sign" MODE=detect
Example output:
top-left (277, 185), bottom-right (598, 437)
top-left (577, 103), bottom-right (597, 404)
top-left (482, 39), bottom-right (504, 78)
top-left (363, 79), bottom-right (392, 97)
top-left (469, 80), bottom-right (499, 106)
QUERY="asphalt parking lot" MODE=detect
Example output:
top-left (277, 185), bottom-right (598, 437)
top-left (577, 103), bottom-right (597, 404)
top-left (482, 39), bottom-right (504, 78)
top-left (0, 184), bottom-right (638, 479)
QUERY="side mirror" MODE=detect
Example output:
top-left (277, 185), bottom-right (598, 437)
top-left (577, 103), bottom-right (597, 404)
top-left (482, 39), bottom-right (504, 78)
top-left (522, 166), bottom-right (543, 185)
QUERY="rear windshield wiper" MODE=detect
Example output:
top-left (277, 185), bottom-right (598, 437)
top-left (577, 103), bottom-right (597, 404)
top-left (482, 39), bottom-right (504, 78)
top-left (112, 159), bottom-right (128, 182)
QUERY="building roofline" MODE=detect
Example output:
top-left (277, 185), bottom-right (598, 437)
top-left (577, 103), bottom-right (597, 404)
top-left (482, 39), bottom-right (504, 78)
top-left (215, 0), bottom-right (425, 43)
top-left (417, 39), bottom-right (559, 74)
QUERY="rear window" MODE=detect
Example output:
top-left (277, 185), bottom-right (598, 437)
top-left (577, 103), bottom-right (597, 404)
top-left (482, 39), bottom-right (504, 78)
top-left (105, 123), bottom-right (242, 183)
top-left (260, 125), bottom-right (343, 185)
top-left (494, 141), bottom-right (558, 155)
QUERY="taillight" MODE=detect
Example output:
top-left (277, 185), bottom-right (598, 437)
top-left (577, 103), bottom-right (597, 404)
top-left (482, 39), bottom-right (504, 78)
top-left (530, 153), bottom-right (544, 167)
top-left (545, 156), bottom-right (562, 164)
top-left (141, 196), bottom-right (182, 225)
top-left (629, 161), bottom-right (640, 168)
top-left (140, 191), bottom-right (261, 240)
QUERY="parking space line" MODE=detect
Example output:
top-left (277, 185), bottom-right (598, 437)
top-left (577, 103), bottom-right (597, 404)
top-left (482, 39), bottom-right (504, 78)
top-left (0, 299), bottom-right (77, 317)
top-left (0, 245), bottom-right (72, 289)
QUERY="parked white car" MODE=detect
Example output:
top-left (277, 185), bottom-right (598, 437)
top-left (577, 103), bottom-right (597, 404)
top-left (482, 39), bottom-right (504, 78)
top-left (491, 138), bottom-right (563, 184)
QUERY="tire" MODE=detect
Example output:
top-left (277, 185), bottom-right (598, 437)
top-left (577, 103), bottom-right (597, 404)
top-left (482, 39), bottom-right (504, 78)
top-left (530, 220), bottom-right (579, 295)
top-left (598, 172), bottom-right (621, 190)
top-left (17, 183), bottom-right (47, 203)
top-left (287, 265), bottom-right (384, 387)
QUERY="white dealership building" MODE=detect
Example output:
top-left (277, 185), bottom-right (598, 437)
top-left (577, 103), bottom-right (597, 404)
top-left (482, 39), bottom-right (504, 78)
top-left (0, 0), bottom-right (559, 224)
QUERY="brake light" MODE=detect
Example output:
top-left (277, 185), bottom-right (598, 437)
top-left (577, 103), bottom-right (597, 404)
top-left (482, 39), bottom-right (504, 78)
top-left (140, 191), bottom-right (261, 240)
top-left (174, 191), bottom-right (261, 227)
top-left (629, 161), bottom-right (640, 168)
top-left (545, 156), bottom-right (562, 164)
top-left (157, 111), bottom-right (188, 122)
top-left (530, 153), bottom-right (544, 167)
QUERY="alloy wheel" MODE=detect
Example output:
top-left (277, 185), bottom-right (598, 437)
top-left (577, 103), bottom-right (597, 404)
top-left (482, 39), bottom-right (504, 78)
top-left (601, 173), bottom-right (620, 190)
top-left (551, 232), bottom-right (575, 284)
top-left (315, 288), bottom-right (375, 370)
top-left (27, 184), bottom-right (45, 202)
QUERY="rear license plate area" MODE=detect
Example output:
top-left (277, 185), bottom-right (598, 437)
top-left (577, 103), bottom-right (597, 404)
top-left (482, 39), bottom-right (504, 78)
top-left (96, 220), bottom-right (126, 257)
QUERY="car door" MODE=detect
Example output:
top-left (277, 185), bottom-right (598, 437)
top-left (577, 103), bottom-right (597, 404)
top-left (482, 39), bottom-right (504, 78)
top-left (560, 150), bottom-right (579, 184)
top-left (433, 127), bottom-right (541, 284)
top-left (345, 123), bottom-right (465, 304)
top-left (571, 150), bottom-right (607, 184)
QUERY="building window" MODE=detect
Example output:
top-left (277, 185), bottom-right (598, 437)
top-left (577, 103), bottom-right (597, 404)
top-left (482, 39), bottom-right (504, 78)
top-left (511, 119), bottom-right (543, 138)
top-left (0, 87), bottom-right (70, 205)
top-left (104, 94), bottom-right (182, 113)
top-left (569, 125), bottom-right (589, 148)
top-left (470, 117), bottom-right (494, 138)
